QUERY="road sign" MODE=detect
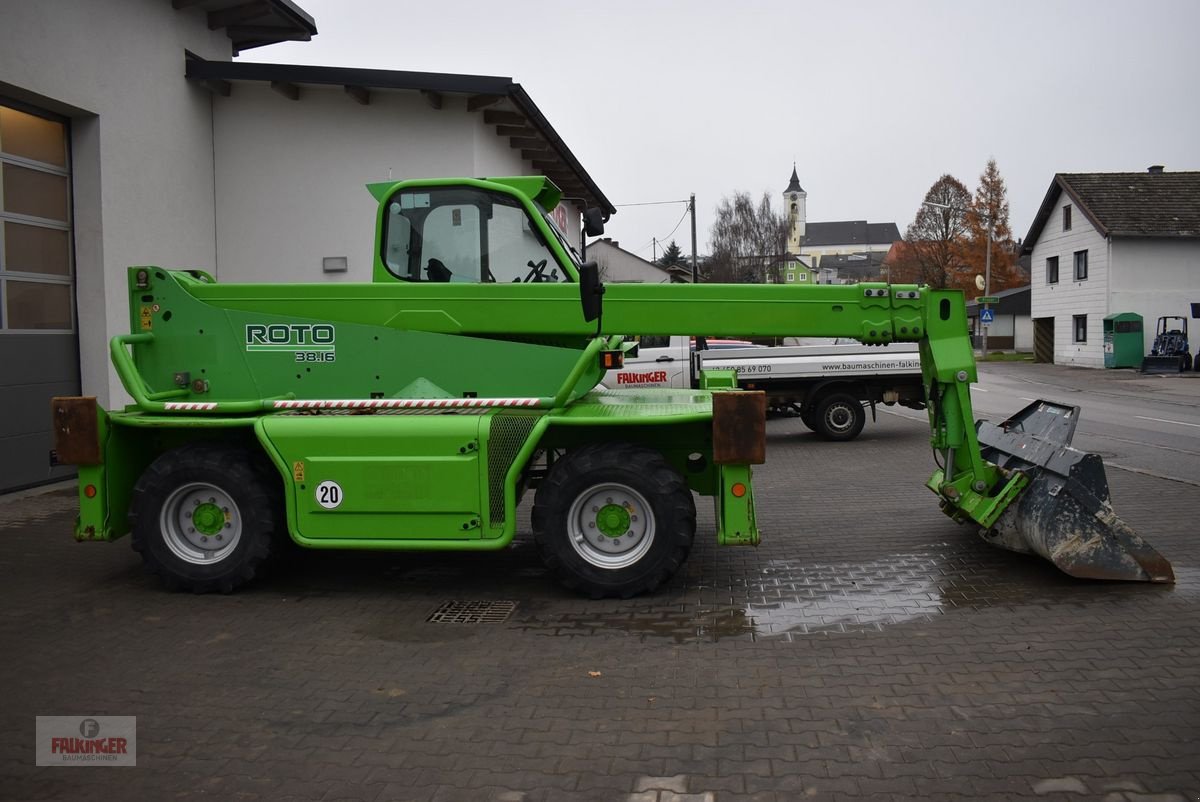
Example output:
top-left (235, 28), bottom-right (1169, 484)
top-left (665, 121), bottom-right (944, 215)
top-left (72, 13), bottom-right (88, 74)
top-left (977, 296), bottom-right (999, 305)
top-left (980, 308), bottom-right (995, 325)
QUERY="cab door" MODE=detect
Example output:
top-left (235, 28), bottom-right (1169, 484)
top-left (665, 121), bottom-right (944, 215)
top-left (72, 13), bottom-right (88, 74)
top-left (601, 336), bottom-right (689, 389)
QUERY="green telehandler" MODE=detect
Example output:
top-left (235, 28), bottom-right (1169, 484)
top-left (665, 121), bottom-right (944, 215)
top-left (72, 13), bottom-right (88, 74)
top-left (51, 176), bottom-right (1174, 597)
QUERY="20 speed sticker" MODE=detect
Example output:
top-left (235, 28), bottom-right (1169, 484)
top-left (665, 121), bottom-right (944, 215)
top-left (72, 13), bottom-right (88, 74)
top-left (315, 480), bottom-right (343, 509)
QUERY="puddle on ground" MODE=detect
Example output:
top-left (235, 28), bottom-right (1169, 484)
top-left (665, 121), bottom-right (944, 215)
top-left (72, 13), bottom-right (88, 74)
top-left (512, 551), bottom-right (1195, 642)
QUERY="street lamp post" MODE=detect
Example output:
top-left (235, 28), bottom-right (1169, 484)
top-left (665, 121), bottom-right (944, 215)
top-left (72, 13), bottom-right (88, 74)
top-left (920, 200), bottom-right (992, 358)
top-left (981, 219), bottom-right (992, 360)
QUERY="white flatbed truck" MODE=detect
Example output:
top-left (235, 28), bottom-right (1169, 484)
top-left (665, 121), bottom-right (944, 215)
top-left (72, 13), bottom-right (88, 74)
top-left (601, 336), bottom-right (926, 441)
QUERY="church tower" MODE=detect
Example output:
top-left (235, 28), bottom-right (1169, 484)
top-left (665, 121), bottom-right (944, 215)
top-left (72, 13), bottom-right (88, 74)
top-left (784, 165), bottom-right (807, 255)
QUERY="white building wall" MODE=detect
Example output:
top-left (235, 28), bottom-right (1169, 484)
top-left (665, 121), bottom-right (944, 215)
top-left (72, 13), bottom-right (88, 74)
top-left (1029, 193), bottom-right (1110, 367)
top-left (1014, 315), bottom-right (1033, 351)
top-left (588, 240), bottom-right (678, 283)
top-left (213, 87), bottom-right (534, 283)
top-left (0, 0), bottom-right (231, 405)
top-left (1109, 238), bottom-right (1200, 354)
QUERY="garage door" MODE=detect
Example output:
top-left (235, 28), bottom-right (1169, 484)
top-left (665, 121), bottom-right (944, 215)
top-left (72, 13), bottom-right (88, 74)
top-left (0, 101), bottom-right (79, 492)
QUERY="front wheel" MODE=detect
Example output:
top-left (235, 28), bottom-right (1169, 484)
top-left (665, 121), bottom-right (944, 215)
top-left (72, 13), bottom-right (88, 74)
top-left (130, 444), bottom-right (281, 593)
top-left (532, 443), bottom-right (695, 599)
top-left (814, 392), bottom-right (866, 441)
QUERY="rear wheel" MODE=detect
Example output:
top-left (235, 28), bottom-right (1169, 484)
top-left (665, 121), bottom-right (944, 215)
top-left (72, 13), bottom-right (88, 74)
top-left (533, 443), bottom-right (695, 598)
top-left (814, 392), bottom-right (866, 441)
top-left (130, 444), bottom-right (280, 593)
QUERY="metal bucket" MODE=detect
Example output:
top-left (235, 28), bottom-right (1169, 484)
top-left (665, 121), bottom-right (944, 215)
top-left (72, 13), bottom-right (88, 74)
top-left (975, 400), bottom-right (1174, 583)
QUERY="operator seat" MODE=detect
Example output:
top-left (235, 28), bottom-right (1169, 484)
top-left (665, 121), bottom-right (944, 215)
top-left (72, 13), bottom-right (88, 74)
top-left (425, 258), bottom-right (452, 282)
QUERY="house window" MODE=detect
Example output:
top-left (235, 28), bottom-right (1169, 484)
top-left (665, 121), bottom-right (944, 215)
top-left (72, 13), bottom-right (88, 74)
top-left (796, 272), bottom-right (807, 282)
top-left (1046, 256), bottom-right (1059, 284)
top-left (1063, 205), bottom-right (1072, 231)
top-left (1073, 314), bottom-right (1087, 343)
top-left (786, 271), bottom-right (795, 283)
top-left (1074, 250), bottom-right (1088, 281)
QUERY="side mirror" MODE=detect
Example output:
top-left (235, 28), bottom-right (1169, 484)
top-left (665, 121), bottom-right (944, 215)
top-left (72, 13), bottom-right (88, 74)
top-left (583, 207), bottom-right (606, 237)
top-left (578, 261), bottom-right (605, 323)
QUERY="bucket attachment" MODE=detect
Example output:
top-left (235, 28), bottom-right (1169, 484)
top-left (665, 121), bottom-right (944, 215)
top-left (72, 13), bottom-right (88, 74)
top-left (1141, 355), bottom-right (1184, 374)
top-left (975, 400), bottom-right (1174, 583)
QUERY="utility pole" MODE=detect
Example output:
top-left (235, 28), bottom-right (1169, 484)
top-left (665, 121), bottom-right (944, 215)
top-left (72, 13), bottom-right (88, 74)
top-left (689, 193), bottom-right (698, 283)
top-left (652, 238), bottom-right (657, 265)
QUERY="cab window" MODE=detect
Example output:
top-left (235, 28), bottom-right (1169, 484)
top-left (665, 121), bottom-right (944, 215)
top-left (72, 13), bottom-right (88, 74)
top-left (382, 187), bottom-right (564, 283)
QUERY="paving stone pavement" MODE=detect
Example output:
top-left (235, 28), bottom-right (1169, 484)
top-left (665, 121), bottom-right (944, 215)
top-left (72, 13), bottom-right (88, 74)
top-left (0, 412), bottom-right (1197, 801)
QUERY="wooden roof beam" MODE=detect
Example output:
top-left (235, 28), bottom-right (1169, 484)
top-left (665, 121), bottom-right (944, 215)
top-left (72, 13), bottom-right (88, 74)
top-left (344, 85), bottom-right (370, 105)
top-left (483, 110), bottom-right (526, 126)
top-left (496, 125), bottom-right (536, 137)
top-left (509, 137), bottom-right (546, 150)
top-left (467, 94), bottom-right (502, 112)
top-left (270, 81), bottom-right (300, 100)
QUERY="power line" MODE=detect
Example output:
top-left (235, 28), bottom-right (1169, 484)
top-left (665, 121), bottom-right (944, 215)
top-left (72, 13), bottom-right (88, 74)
top-left (614, 199), bottom-right (690, 208)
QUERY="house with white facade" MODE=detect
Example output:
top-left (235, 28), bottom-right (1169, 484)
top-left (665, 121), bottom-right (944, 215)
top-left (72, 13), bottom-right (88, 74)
top-left (1023, 168), bottom-right (1200, 366)
top-left (586, 239), bottom-right (691, 283)
top-left (0, 0), bottom-right (613, 492)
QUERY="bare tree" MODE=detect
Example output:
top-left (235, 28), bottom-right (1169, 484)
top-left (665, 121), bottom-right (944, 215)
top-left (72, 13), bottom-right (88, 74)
top-left (901, 174), bottom-right (973, 289)
top-left (708, 191), bottom-right (789, 283)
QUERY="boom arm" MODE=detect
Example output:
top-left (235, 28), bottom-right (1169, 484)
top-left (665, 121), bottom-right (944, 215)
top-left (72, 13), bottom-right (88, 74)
top-left (186, 273), bottom-right (1004, 529)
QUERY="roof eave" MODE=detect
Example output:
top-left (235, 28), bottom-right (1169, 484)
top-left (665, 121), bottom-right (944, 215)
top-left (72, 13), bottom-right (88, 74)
top-left (183, 58), bottom-right (613, 215)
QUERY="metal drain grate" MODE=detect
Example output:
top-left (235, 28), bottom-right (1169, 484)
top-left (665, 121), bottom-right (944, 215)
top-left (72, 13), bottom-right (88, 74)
top-left (427, 600), bottom-right (517, 624)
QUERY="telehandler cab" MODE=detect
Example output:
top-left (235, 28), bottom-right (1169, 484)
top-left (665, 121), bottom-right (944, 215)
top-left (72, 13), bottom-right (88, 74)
top-left (52, 176), bottom-right (1173, 597)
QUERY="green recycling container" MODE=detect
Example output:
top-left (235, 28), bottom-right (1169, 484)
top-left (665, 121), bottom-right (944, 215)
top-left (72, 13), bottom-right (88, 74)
top-left (1103, 312), bottom-right (1143, 368)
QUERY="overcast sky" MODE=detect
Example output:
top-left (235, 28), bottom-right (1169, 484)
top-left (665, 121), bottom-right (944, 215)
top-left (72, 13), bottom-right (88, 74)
top-left (245, 0), bottom-right (1200, 261)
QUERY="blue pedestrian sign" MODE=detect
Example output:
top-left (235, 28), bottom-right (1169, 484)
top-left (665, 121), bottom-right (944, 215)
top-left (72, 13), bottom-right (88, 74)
top-left (980, 308), bottom-right (995, 325)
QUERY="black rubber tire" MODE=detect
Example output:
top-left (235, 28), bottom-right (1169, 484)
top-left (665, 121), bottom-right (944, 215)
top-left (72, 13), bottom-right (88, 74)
top-left (1183, 352), bottom-right (1194, 372)
top-left (814, 392), bottom-right (866, 441)
top-left (130, 444), bottom-right (281, 593)
top-left (532, 443), bottom-right (695, 599)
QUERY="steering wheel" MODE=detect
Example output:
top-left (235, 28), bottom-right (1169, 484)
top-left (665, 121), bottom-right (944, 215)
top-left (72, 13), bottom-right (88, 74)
top-left (523, 259), bottom-right (549, 283)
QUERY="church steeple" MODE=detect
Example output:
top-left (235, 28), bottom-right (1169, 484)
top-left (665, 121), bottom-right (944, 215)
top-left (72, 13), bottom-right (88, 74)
top-left (785, 164), bottom-right (805, 195)
top-left (784, 164), bottom-right (807, 254)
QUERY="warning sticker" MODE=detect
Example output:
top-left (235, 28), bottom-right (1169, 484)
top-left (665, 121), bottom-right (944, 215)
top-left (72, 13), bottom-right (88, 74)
top-left (139, 306), bottom-right (153, 331)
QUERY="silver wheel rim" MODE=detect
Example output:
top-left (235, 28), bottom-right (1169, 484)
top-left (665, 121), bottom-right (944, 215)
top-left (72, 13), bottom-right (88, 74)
top-left (566, 482), bottom-right (656, 570)
top-left (823, 402), bottom-right (857, 434)
top-left (159, 482), bottom-right (243, 565)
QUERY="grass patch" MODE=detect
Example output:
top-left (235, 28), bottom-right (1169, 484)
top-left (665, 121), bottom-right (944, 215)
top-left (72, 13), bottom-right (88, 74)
top-left (976, 351), bottom-right (1035, 362)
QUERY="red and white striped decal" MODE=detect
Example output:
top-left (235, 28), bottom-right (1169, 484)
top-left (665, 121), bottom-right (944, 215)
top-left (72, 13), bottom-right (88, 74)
top-left (271, 397), bottom-right (542, 411)
top-left (163, 402), bottom-right (219, 411)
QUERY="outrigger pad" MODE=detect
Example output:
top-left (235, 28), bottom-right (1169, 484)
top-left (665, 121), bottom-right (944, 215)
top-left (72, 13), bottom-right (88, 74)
top-left (976, 400), bottom-right (1174, 583)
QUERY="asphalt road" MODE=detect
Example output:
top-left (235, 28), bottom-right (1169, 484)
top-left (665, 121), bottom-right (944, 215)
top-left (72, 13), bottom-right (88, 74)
top-left (880, 361), bottom-right (1200, 487)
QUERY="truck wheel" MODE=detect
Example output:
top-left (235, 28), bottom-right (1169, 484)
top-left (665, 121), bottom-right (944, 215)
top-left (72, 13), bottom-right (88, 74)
top-left (130, 444), bottom-right (280, 593)
top-left (814, 393), bottom-right (866, 441)
top-left (532, 443), bottom-right (695, 599)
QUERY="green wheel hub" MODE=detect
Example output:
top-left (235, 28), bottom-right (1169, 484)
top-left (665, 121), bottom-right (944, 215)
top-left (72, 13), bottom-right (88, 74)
top-left (595, 504), bottom-right (631, 537)
top-left (192, 502), bottom-right (225, 535)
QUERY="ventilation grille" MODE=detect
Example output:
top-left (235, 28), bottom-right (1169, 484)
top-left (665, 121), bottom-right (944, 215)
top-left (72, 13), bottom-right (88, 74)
top-left (427, 600), bottom-right (517, 624)
top-left (487, 414), bottom-right (537, 525)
